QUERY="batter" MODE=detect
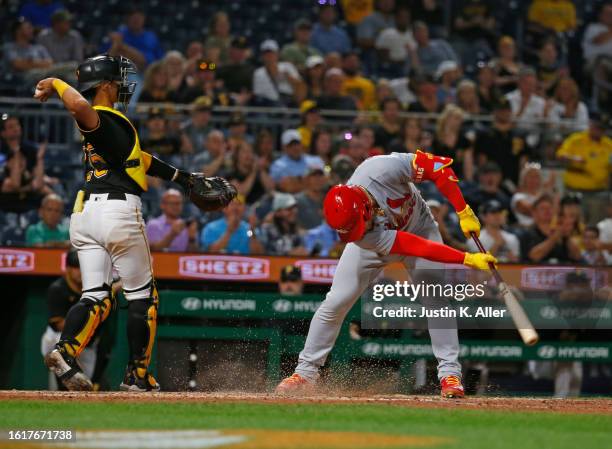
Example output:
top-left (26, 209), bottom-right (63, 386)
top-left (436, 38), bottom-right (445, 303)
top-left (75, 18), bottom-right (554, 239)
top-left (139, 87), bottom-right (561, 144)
top-left (33, 55), bottom-right (233, 391)
top-left (276, 151), bottom-right (497, 398)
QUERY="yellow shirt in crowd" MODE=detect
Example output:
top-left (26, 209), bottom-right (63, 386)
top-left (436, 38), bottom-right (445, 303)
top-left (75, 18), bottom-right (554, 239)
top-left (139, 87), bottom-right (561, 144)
top-left (340, 0), bottom-right (374, 25)
top-left (556, 130), bottom-right (612, 191)
top-left (342, 76), bottom-right (376, 111)
top-left (528, 0), bottom-right (576, 33)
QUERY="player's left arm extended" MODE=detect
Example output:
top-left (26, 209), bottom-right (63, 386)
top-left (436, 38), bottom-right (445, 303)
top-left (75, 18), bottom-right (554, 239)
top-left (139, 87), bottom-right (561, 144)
top-left (412, 150), bottom-right (480, 238)
top-left (34, 78), bottom-right (99, 130)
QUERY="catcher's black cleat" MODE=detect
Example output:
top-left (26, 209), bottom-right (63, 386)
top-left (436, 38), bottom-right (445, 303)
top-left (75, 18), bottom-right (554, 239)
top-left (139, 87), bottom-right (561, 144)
top-left (44, 349), bottom-right (93, 391)
top-left (119, 366), bottom-right (160, 392)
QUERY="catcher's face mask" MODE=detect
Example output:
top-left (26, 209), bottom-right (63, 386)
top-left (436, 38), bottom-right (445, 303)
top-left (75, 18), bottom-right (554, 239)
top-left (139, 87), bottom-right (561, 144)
top-left (117, 56), bottom-right (137, 110)
top-left (77, 55), bottom-right (137, 110)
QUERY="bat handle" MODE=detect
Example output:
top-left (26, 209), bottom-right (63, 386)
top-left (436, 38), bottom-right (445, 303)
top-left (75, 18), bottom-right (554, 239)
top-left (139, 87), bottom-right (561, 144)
top-left (470, 232), bottom-right (503, 283)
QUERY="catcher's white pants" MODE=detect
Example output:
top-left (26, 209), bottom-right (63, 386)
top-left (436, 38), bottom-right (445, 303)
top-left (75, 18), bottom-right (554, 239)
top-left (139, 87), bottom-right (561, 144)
top-left (296, 222), bottom-right (461, 382)
top-left (70, 193), bottom-right (153, 301)
top-left (41, 326), bottom-right (97, 389)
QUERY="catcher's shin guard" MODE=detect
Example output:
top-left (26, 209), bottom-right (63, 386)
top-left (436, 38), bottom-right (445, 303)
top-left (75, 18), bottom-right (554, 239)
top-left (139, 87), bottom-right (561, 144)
top-left (127, 282), bottom-right (159, 372)
top-left (56, 285), bottom-right (115, 358)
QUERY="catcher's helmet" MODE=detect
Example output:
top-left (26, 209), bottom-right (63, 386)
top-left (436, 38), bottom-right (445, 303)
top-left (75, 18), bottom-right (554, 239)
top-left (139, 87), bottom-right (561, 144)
top-left (323, 184), bottom-right (373, 243)
top-left (76, 54), bottom-right (137, 109)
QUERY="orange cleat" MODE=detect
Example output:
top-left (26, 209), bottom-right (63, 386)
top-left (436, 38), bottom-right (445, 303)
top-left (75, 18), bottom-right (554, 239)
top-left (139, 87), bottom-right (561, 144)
top-left (275, 373), bottom-right (314, 394)
top-left (440, 375), bottom-right (465, 398)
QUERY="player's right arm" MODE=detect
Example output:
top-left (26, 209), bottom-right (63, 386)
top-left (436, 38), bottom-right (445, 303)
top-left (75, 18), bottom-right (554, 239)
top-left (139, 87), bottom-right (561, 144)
top-left (34, 78), bottom-right (99, 131)
top-left (389, 230), bottom-right (497, 271)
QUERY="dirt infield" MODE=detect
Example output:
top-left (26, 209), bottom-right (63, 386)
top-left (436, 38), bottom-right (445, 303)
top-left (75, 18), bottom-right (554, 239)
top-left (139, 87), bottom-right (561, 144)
top-left (2, 390), bottom-right (611, 414)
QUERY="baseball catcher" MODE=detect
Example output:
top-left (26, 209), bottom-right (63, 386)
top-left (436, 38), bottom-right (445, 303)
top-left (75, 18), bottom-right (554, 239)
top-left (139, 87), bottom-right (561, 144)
top-left (276, 150), bottom-right (496, 398)
top-left (34, 54), bottom-right (235, 391)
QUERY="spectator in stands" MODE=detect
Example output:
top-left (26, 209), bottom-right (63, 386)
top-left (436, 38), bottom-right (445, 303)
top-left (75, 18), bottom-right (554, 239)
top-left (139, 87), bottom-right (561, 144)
top-left (506, 67), bottom-right (546, 147)
top-left (456, 79), bottom-right (482, 116)
top-left (3, 17), bottom-right (53, 83)
top-left (304, 55), bottom-right (326, 99)
top-left (343, 135), bottom-right (369, 167)
top-left (0, 114), bottom-right (51, 198)
top-left (269, 129), bottom-right (324, 193)
top-left (184, 40), bottom-right (205, 79)
top-left (547, 76), bottom-right (589, 135)
top-left (597, 202), bottom-right (612, 252)
top-left (356, 0), bottom-right (396, 74)
top-left (522, 193), bottom-right (581, 264)
top-left (295, 167), bottom-right (327, 230)
top-left (205, 12), bottom-right (233, 65)
top-left (466, 162), bottom-right (511, 216)
top-left (196, 130), bottom-right (228, 177)
top-left (467, 200), bottom-right (520, 262)
top-left (413, 21), bottom-right (459, 77)
top-left (374, 97), bottom-right (402, 150)
top-left (278, 265), bottom-right (304, 295)
top-left (309, 128), bottom-right (334, 167)
top-left (432, 104), bottom-right (474, 181)
top-left (557, 193), bottom-right (585, 242)
top-left (259, 193), bottom-right (307, 256)
top-left (451, 0), bottom-right (495, 65)
top-left (581, 226), bottom-right (608, 266)
top-left (435, 60), bottom-right (460, 105)
top-left (216, 36), bottom-right (254, 99)
top-left (316, 68), bottom-right (358, 113)
top-left (341, 52), bottom-right (376, 111)
top-left (106, 7), bottom-right (163, 70)
top-left (357, 125), bottom-right (383, 157)
top-left (297, 101), bottom-right (322, 149)
top-left (25, 193), bottom-right (68, 247)
top-left (527, 0), bottom-right (576, 35)
top-left (140, 108), bottom-right (182, 164)
top-left (390, 117), bottom-right (424, 153)
top-left (180, 96), bottom-right (214, 155)
top-left (201, 196), bottom-right (263, 255)
top-left (36, 9), bottom-right (83, 65)
top-left (511, 162), bottom-right (555, 228)
top-left (582, 2), bottom-right (612, 69)
top-left (474, 97), bottom-right (530, 187)
top-left (535, 40), bottom-right (565, 98)
top-left (407, 75), bottom-right (442, 113)
top-left (18, 0), bottom-right (63, 29)
top-left (304, 218), bottom-right (343, 257)
top-left (226, 113), bottom-right (253, 150)
top-left (492, 36), bottom-right (522, 95)
top-left (375, 7), bottom-right (418, 78)
top-left (310, 4), bottom-right (352, 55)
top-left (476, 61), bottom-right (501, 112)
top-left (254, 129), bottom-right (279, 170)
top-left (281, 19), bottom-right (321, 73)
top-left (177, 59), bottom-right (230, 106)
top-left (253, 39), bottom-right (304, 107)
top-left (162, 51), bottom-right (187, 95)
top-left (556, 113), bottom-right (612, 193)
top-left (226, 142), bottom-right (274, 205)
top-left (427, 199), bottom-right (467, 251)
top-left (138, 61), bottom-right (170, 103)
top-left (146, 189), bottom-right (198, 252)
top-left (330, 154), bottom-right (356, 184)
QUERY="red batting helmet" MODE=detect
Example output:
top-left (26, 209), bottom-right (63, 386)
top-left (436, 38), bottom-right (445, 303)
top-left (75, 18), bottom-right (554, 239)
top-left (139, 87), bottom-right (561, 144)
top-left (324, 184), bottom-right (373, 243)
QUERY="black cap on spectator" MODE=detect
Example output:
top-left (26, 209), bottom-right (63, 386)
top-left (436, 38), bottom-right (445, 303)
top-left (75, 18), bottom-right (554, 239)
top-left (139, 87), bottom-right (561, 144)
top-left (51, 9), bottom-right (72, 24)
top-left (0, 112), bottom-right (16, 130)
top-left (295, 18), bottom-right (312, 30)
top-left (197, 60), bottom-right (217, 71)
top-left (280, 265), bottom-right (302, 282)
top-left (148, 107), bottom-right (164, 119)
top-left (480, 199), bottom-right (505, 215)
top-left (493, 97), bottom-right (512, 111)
top-left (589, 111), bottom-right (610, 128)
top-left (231, 36), bottom-right (249, 49)
top-left (66, 249), bottom-right (80, 268)
top-left (228, 112), bottom-right (246, 126)
top-left (480, 161), bottom-right (502, 175)
top-left (561, 192), bottom-right (582, 206)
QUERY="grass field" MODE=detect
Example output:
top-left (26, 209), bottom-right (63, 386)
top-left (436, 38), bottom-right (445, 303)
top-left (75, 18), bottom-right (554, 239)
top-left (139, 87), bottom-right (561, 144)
top-left (1, 393), bottom-right (611, 449)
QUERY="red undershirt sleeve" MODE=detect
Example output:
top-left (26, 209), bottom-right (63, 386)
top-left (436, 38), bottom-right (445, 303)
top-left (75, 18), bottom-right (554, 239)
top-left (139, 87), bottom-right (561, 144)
top-left (390, 231), bottom-right (466, 264)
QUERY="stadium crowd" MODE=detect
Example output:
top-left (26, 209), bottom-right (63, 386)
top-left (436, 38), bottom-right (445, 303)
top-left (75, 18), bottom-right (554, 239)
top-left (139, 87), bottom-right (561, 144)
top-left (0, 0), bottom-right (611, 265)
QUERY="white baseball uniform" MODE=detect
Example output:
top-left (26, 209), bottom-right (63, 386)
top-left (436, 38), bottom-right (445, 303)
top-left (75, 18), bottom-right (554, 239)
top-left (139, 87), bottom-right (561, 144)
top-left (295, 152), bottom-right (461, 381)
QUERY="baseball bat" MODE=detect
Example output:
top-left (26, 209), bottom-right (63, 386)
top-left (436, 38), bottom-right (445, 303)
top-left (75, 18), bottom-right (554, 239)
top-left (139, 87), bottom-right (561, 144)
top-left (470, 232), bottom-right (539, 346)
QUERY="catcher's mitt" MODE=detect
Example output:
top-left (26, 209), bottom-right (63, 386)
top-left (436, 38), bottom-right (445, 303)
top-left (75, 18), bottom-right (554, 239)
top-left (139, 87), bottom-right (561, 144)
top-left (186, 174), bottom-right (237, 211)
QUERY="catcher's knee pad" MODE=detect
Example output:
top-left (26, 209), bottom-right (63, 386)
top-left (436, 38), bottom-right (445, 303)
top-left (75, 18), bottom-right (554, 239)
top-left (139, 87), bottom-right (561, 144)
top-left (123, 277), bottom-right (155, 301)
top-left (127, 283), bottom-right (159, 372)
top-left (57, 286), bottom-right (113, 358)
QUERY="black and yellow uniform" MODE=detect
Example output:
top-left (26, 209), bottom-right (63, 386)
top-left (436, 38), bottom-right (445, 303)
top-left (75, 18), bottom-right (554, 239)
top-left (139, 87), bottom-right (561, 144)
top-left (47, 276), bottom-right (80, 331)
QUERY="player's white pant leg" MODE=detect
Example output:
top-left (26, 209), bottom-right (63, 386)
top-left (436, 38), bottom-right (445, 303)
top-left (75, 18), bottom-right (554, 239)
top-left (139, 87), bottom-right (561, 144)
top-left (101, 195), bottom-right (153, 300)
top-left (296, 243), bottom-right (384, 381)
top-left (407, 223), bottom-right (461, 380)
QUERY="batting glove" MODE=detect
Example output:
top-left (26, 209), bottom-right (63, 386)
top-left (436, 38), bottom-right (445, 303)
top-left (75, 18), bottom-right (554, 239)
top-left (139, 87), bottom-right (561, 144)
top-left (457, 205), bottom-right (481, 238)
top-left (463, 252), bottom-right (497, 271)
